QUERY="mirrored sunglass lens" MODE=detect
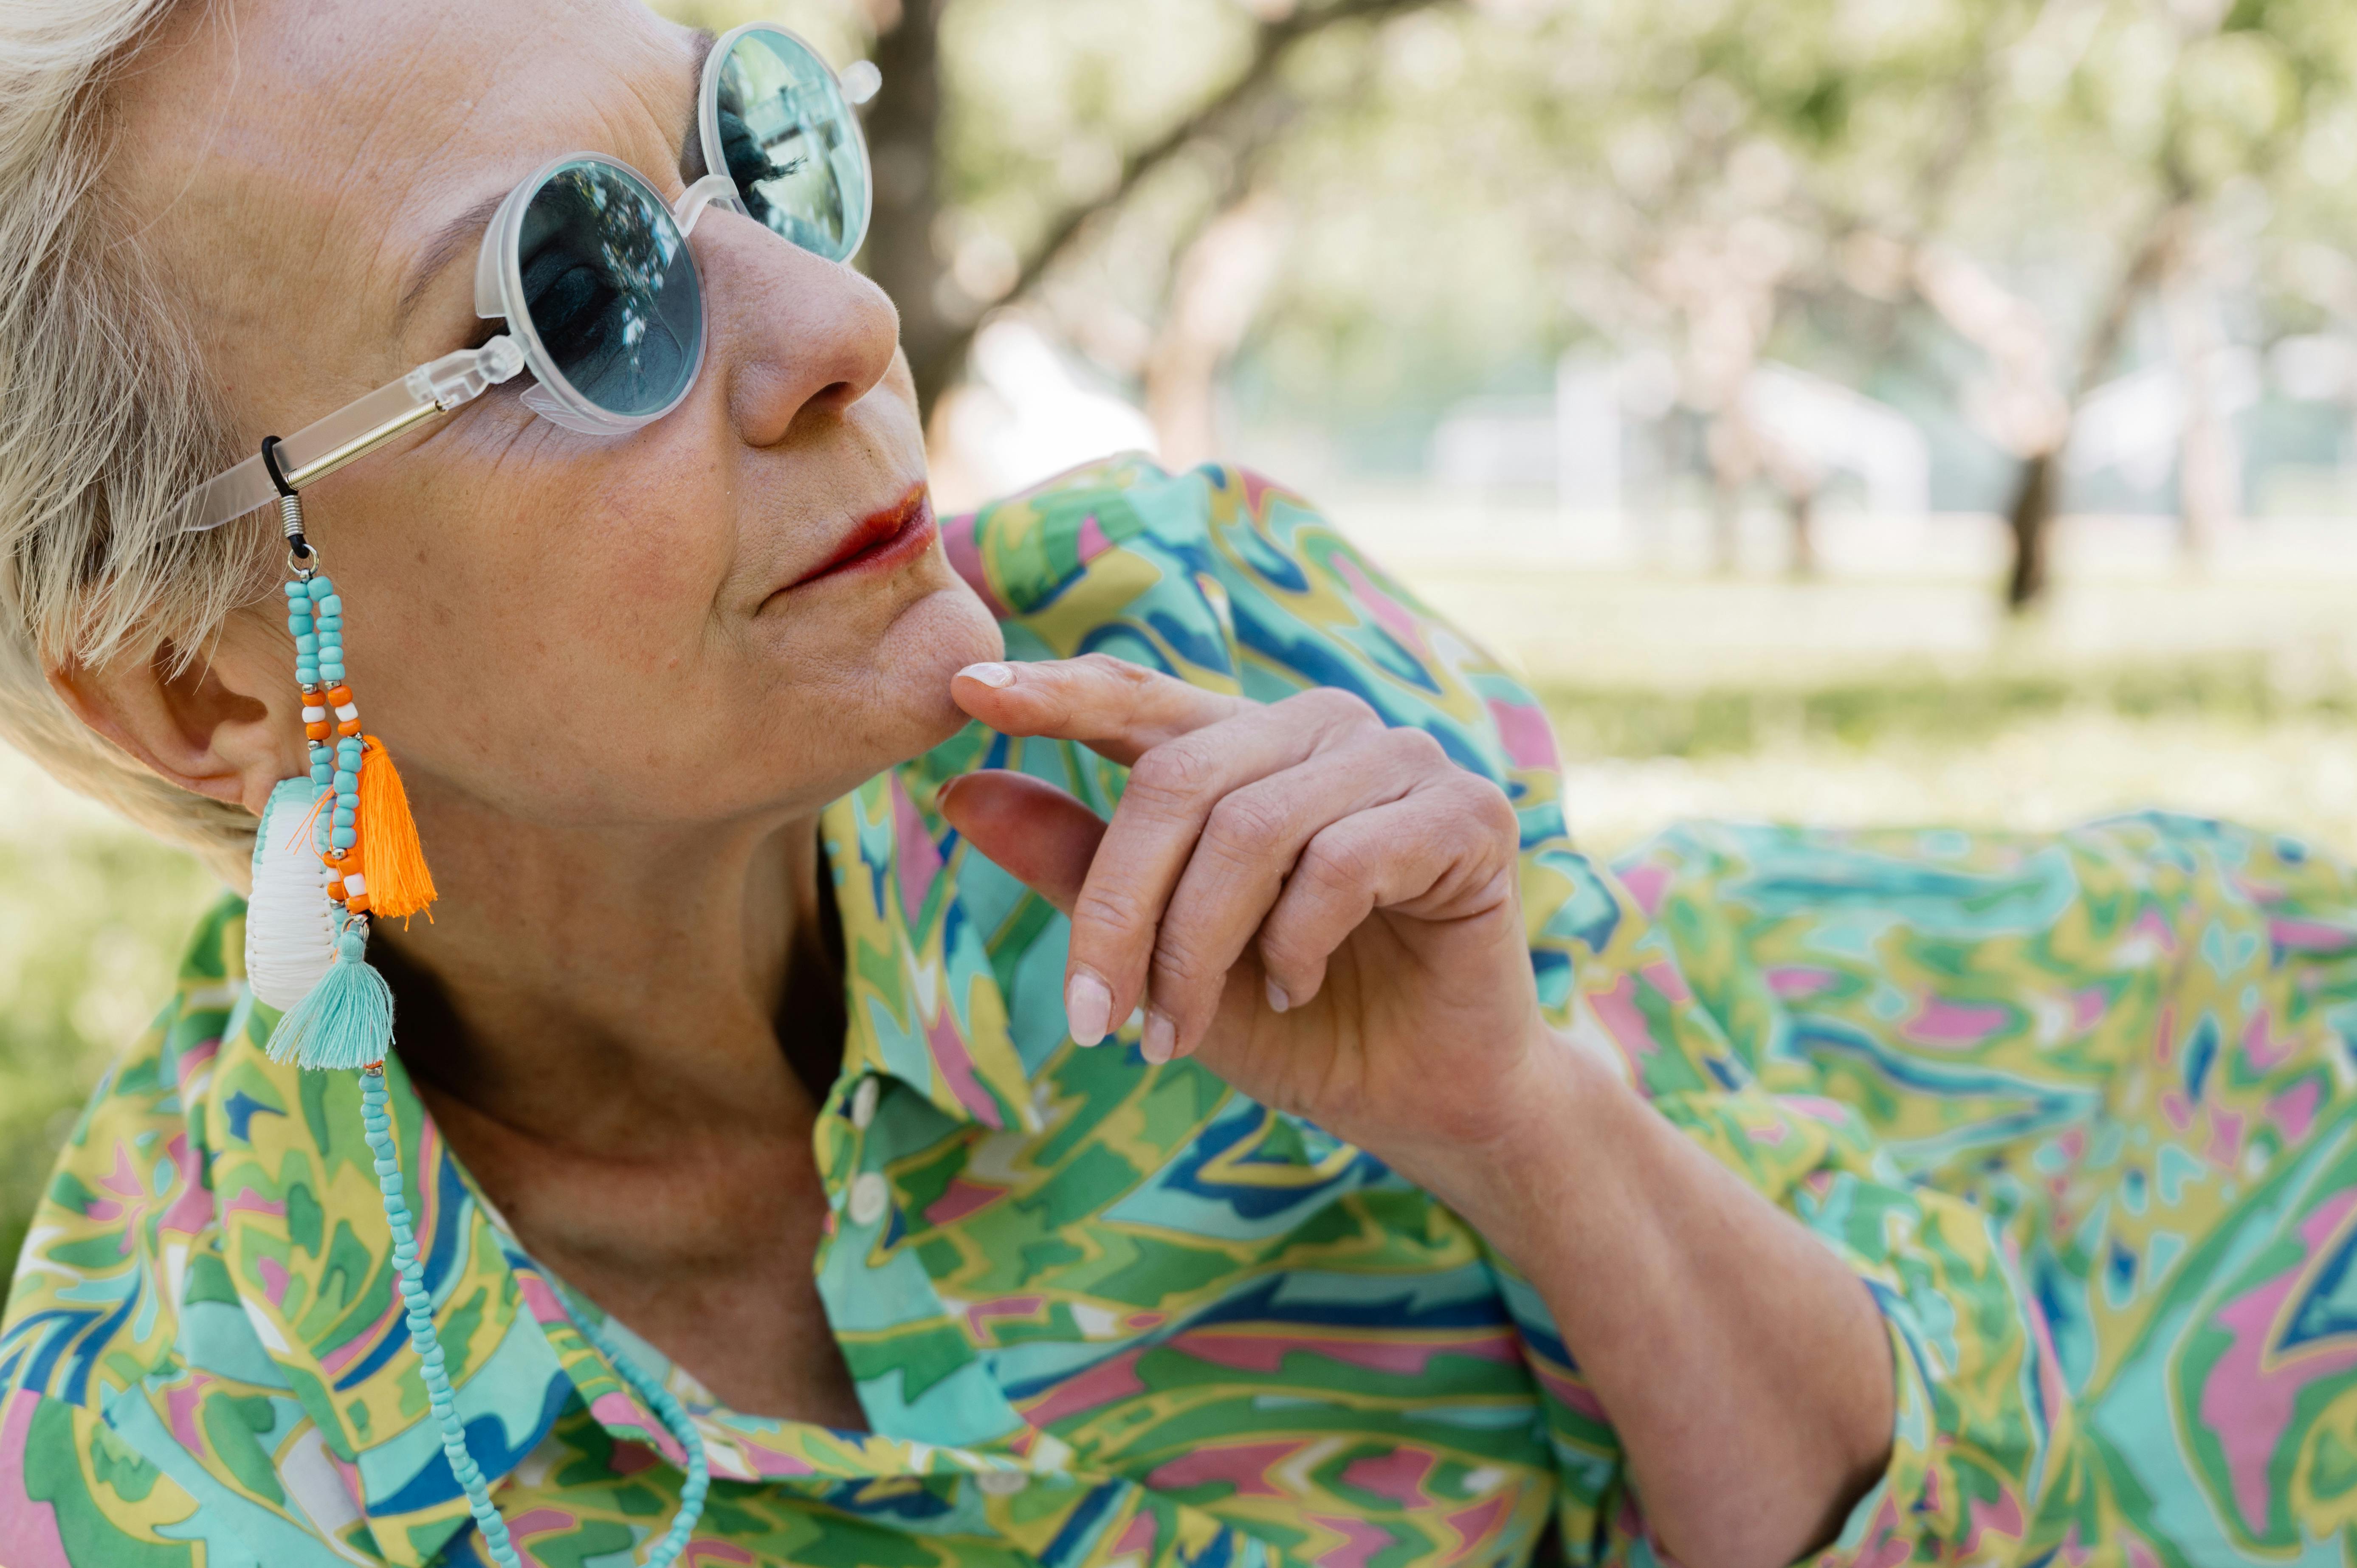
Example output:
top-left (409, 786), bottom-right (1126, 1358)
top-left (714, 29), bottom-right (869, 262)
top-left (517, 160), bottom-right (702, 417)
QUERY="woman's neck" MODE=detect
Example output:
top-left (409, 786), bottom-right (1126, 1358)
top-left (375, 797), bottom-right (839, 1155)
top-left (369, 793), bottom-right (869, 1425)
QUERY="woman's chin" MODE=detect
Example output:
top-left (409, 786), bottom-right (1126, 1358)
top-left (857, 579), bottom-right (1007, 752)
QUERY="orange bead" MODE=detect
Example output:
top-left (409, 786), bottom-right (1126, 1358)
top-left (327, 879), bottom-right (347, 901)
top-left (336, 719), bottom-right (363, 737)
top-left (304, 721), bottom-right (330, 741)
top-left (344, 891), bottom-right (371, 914)
top-left (326, 685), bottom-right (353, 706)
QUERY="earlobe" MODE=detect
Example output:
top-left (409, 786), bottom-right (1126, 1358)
top-left (46, 612), bottom-right (307, 817)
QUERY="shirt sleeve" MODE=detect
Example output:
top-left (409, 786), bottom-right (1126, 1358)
top-left (0, 1387), bottom-right (210, 1567)
top-left (947, 459), bottom-right (2081, 1565)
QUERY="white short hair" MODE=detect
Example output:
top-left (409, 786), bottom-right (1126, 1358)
top-left (1, 0), bottom-right (281, 882)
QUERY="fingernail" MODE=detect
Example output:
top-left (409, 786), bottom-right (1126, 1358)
top-left (958, 662), bottom-right (1015, 689)
top-left (1066, 971), bottom-right (1111, 1046)
top-left (1142, 1009), bottom-right (1176, 1065)
top-left (1264, 977), bottom-right (1290, 1014)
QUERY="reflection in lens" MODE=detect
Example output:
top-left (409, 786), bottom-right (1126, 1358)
top-left (518, 160), bottom-right (702, 417)
top-left (714, 30), bottom-right (870, 262)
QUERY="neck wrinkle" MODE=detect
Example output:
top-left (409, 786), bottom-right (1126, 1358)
top-left (375, 789), bottom-right (830, 1157)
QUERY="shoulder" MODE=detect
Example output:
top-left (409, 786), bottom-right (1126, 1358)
top-left (944, 457), bottom-right (1556, 781)
top-left (945, 453), bottom-right (1379, 627)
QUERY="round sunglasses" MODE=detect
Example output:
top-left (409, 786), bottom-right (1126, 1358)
top-left (180, 22), bottom-right (876, 534)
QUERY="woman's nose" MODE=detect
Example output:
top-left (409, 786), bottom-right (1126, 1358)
top-left (693, 212), bottom-right (902, 449)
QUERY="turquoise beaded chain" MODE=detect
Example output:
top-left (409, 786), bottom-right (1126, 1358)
top-left (267, 493), bottom-right (710, 1565)
top-left (356, 1047), bottom-right (713, 1565)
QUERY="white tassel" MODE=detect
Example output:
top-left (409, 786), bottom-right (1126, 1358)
top-left (246, 776), bottom-right (337, 1011)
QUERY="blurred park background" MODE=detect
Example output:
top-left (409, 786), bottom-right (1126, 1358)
top-left (12, 0), bottom-right (2357, 1297)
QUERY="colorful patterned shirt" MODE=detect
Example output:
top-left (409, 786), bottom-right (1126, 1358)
top-left (6, 457), bottom-right (2344, 1567)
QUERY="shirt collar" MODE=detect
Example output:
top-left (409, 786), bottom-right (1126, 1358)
top-left (197, 756), bottom-right (1036, 1563)
top-left (821, 765), bottom-right (1040, 1137)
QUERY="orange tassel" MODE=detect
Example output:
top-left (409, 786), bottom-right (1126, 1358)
top-left (357, 735), bottom-right (437, 922)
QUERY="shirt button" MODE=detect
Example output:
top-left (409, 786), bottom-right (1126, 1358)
top-left (976, 1470), bottom-right (1027, 1497)
top-left (848, 1171), bottom-right (891, 1227)
top-left (850, 1076), bottom-right (880, 1130)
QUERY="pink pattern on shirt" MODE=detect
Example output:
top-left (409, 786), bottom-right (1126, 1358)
top-left (925, 1178), bottom-right (1007, 1228)
top-left (1171, 1326), bottom-right (1517, 1378)
top-left (2271, 1081), bottom-right (2322, 1144)
top-left (1485, 698), bottom-right (1559, 773)
top-left (1020, 1347), bottom-right (1147, 1426)
top-left (1338, 1447), bottom-right (1433, 1505)
top-left (1443, 1491), bottom-right (1513, 1555)
top-left (0, 1393), bottom-right (70, 1568)
top-left (1905, 1000), bottom-right (2011, 1047)
top-left (939, 511), bottom-right (1011, 619)
top-left (1306, 1512), bottom-right (1394, 1568)
top-left (1147, 1439), bottom-right (1305, 1499)
top-left (2198, 1188), bottom-right (2357, 1532)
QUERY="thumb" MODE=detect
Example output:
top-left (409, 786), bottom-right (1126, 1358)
top-left (938, 771), bottom-right (1106, 917)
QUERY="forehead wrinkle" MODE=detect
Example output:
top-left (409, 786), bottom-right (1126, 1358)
top-left (396, 23), bottom-right (698, 334)
top-left (612, 21), bottom-right (713, 197)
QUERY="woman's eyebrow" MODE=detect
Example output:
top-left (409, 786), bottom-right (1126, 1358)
top-left (395, 189), bottom-right (513, 329)
top-left (395, 30), bottom-right (716, 334)
top-left (680, 28), bottom-right (716, 183)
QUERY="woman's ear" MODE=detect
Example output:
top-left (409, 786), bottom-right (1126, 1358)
top-left (47, 609), bottom-right (307, 819)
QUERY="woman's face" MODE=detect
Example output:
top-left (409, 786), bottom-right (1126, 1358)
top-left (110, 0), bottom-right (1001, 830)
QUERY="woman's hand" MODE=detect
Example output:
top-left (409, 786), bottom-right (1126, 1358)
top-left (939, 654), bottom-right (1554, 1168)
top-left (944, 656), bottom-right (1899, 1568)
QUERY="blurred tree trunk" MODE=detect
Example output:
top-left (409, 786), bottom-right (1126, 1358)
top-left (1999, 202), bottom-right (2186, 610)
top-left (864, 0), bottom-right (958, 415)
top-left (2163, 273), bottom-right (2238, 559)
top-left (866, 0), bottom-right (1449, 419)
top-left (1146, 194), bottom-right (1288, 466)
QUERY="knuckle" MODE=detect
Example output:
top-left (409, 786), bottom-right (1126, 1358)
top-left (1204, 790), bottom-right (1289, 859)
top-left (1151, 932), bottom-right (1216, 991)
top-left (1300, 830), bottom-right (1376, 895)
top-left (1383, 723), bottom-right (1450, 770)
top-left (1126, 741), bottom-right (1219, 808)
top-left (1294, 686), bottom-right (1378, 730)
top-left (1070, 883), bottom-right (1145, 945)
top-left (1452, 772), bottom-right (1520, 839)
top-left (1076, 651), bottom-right (1142, 682)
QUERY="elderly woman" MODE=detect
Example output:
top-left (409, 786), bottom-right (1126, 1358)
top-left (1, 3), bottom-right (2351, 1567)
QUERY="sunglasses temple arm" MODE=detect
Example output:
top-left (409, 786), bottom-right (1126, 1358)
top-left (178, 338), bottom-right (527, 534)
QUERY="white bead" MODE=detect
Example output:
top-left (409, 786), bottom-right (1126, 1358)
top-left (848, 1171), bottom-right (890, 1227)
top-left (301, 705), bottom-right (327, 723)
top-left (335, 703), bottom-right (359, 722)
top-left (343, 871), bottom-right (368, 897)
top-left (850, 1076), bottom-right (879, 1129)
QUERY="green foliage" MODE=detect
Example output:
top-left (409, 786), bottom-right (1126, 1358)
top-left (0, 767), bottom-right (215, 1316)
top-left (1537, 654), bottom-right (2301, 760)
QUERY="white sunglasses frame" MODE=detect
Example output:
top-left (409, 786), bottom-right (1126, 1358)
top-left (178, 22), bottom-right (874, 535)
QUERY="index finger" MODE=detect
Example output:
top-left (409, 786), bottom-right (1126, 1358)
top-left (951, 653), bottom-right (1248, 766)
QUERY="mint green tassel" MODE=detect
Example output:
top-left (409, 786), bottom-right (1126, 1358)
top-left (266, 927), bottom-right (393, 1071)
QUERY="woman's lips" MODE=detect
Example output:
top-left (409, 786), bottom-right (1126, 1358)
top-left (790, 487), bottom-right (936, 589)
